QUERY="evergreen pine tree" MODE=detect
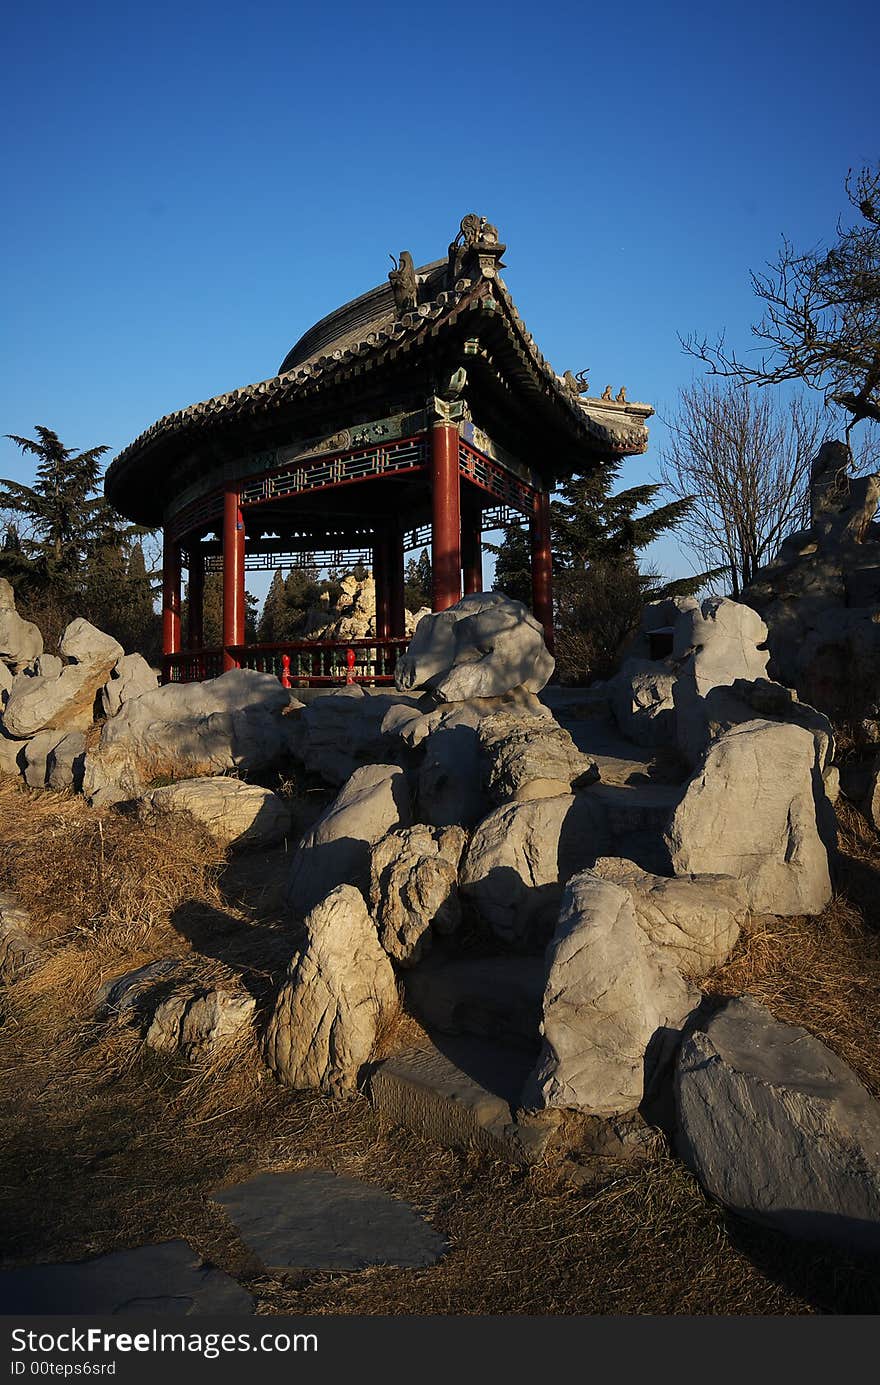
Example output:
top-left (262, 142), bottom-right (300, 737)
top-left (486, 523), bottom-right (532, 608)
top-left (258, 570), bottom-right (286, 642)
top-left (2, 427), bottom-right (110, 573)
top-left (403, 549), bottom-right (431, 611)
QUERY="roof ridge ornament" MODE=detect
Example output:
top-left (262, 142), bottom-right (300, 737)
top-left (447, 214), bottom-right (507, 287)
top-left (388, 250), bottom-right (418, 316)
top-left (562, 369), bottom-right (591, 396)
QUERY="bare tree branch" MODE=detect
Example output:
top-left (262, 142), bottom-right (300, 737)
top-left (681, 163), bottom-right (880, 436)
top-left (658, 383), bottom-right (837, 596)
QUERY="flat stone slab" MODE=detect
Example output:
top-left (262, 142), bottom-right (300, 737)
top-left (212, 1169), bottom-right (447, 1270)
top-left (0, 1241), bottom-right (253, 1314)
top-left (370, 1036), bottom-right (554, 1164)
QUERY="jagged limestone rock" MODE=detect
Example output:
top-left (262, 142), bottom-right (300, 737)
top-left (101, 654), bottom-right (158, 718)
top-left (477, 709), bottom-right (598, 804)
top-left (370, 824), bottom-right (467, 966)
top-left (58, 618), bottom-right (123, 668)
top-left (664, 719), bottom-right (831, 916)
top-left (0, 892), bottom-right (40, 985)
top-left (590, 858), bottom-right (746, 975)
top-left (286, 763), bottom-right (411, 917)
top-left (46, 731), bottom-right (87, 792)
top-left (459, 792), bottom-right (609, 945)
top-left (145, 987), bottom-right (256, 1057)
top-left (141, 777), bottom-right (291, 848)
top-left (525, 872), bottom-right (696, 1117)
top-left (672, 598), bottom-right (771, 766)
top-left (3, 658), bottom-right (114, 739)
top-left (612, 658), bottom-right (676, 748)
top-left (396, 592), bottom-right (554, 701)
top-left (22, 729), bottom-right (66, 788)
top-left (82, 668), bottom-right (294, 799)
top-left (0, 578), bottom-right (43, 672)
top-left (264, 884), bottom-right (398, 1095)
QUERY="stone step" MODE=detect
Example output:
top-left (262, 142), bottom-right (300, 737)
top-left (589, 781), bottom-right (681, 834)
top-left (368, 1035), bottom-right (555, 1164)
top-left (402, 955), bottom-right (544, 1051)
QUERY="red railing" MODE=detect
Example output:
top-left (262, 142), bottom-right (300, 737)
top-left (162, 637), bottom-right (409, 686)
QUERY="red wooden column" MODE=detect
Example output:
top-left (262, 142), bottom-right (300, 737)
top-left (186, 542), bottom-right (204, 651)
top-left (462, 504), bottom-right (483, 595)
top-left (389, 529), bottom-right (406, 637)
top-left (373, 534), bottom-right (391, 640)
top-left (530, 488), bottom-right (554, 653)
top-left (222, 485), bottom-right (245, 670)
top-left (161, 529), bottom-right (181, 659)
top-left (430, 422), bottom-right (462, 611)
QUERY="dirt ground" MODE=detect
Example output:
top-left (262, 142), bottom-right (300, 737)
top-left (1, 776), bottom-right (879, 1315)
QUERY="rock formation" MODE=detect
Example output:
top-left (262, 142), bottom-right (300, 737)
top-left (140, 777), bottom-right (292, 848)
top-left (264, 884), bottom-right (398, 1094)
top-left (460, 792), bottom-right (609, 945)
top-left (665, 719), bottom-right (832, 915)
top-left (396, 592), bottom-right (555, 700)
top-left (745, 441), bottom-right (880, 724)
top-left (526, 872), bottom-right (696, 1117)
top-left (370, 824), bottom-right (466, 966)
top-left (285, 763), bottom-right (411, 918)
top-left (81, 668), bottom-right (296, 802)
top-left (0, 578), bottom-right (42, 672)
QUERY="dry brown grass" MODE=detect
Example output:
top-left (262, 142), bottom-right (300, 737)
top-left (2, 776), bottom-right (880, 1314)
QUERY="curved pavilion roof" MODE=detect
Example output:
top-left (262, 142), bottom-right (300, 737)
top-left (105, 221), bottom-right (653, 527)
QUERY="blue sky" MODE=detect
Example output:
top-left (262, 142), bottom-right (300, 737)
top-left (2, 0), bottom-right (877, 598)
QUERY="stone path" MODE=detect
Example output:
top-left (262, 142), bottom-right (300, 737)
top-left (213, 1169), bottom-right (448, 1271)
top-left (0, 1240), bottom-right (254, 1315)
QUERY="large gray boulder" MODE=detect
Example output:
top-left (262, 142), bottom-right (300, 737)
top-left (3, 658), bottom-right (113, 739)
top-left (526, 872), bottom-right (696, 1117)
top-left (82, 668), bottom-right (295, 800)
top-left (141, 777), bottom-right (291, 848)
top-left (293, 686), bottom-right (422, 787)
top-left (46, 731), bottom-right (87, 792)
top-left (3, 616), bottom-right (125, 742)
top-left (477, 708), bottom-right (598, 804)
top-left (395, 592), bottom-right (554, 701)
top-left (58, 618), bottom-right (123, 668)
top-left (0, 578), bottom-right (42, 672)
top-left (612, 658), bottom-right (676, 748)
top-left (460, 792), bottom-right (609, 945)
top-left (591, 858), bottom-right (746, 975)
top-left (417, 718), bottom-right (488, 828)
top-left (285, 763), bottom-right (411, 918)
top-left (676, 997), bottom-right (880, 1253)
top-left (672, 598), bottom-right (771, 765)
top-left (370, 824), bottom-right (467, 967)
top-left (664, 719), bottom-right (832, 916)
top-left (264, 884), bottom-right (398, 1095)
top-left (22, 729), bottom-right (66, 788)
top-left (101, 653), bottom-right (158, 718)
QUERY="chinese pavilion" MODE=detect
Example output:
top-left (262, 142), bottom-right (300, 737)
top-left (104, 216), bottom-right (652, 685)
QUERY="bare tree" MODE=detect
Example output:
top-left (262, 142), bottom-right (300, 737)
top-left (683, 163), bottom-right (880, 439)
top-left (660, 383), bottom-right (845, 596)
